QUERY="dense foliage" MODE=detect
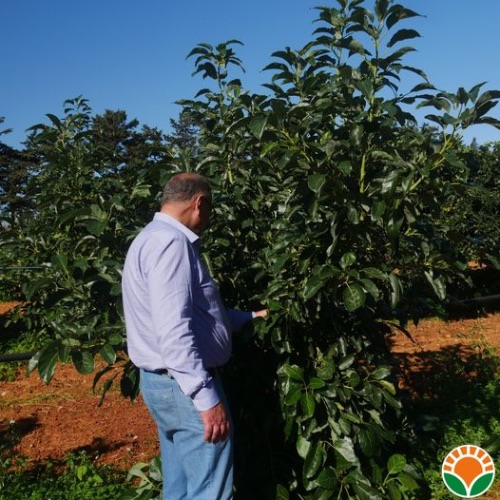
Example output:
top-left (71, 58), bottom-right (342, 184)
top-left (0, 0), bottom-right (499, 498)
top-left (1, 99), bottom-right (173, 396)
top-left (450, 142), bottom-right (500, 267)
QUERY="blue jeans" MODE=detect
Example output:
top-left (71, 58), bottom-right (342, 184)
top-left (140, 369), bottom-right (233, 500)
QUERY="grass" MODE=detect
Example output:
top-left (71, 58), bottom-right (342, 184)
top-left (0, 451), bottom-right (131, 500)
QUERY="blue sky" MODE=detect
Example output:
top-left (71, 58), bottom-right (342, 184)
top-left (2, 1), bottom-right (500, 148)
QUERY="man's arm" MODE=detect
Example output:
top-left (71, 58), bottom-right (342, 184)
top-left (226, 308), bottom-right (269, 332)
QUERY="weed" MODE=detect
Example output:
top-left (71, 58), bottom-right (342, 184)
top-left (0, 451), bottom-right (130, 500)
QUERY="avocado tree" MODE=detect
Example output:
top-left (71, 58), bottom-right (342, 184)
top-left (170, 1), bottom-right (500, 497)
top-left (2, 97), bottom-right (173, 395)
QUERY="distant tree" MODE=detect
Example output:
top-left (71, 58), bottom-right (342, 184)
top-left (448, 141), bottom-right (500, 267)
top-left (0, 119), bottom-right (35, 226)
top-left (92, 109), bottom-right (169, 181)
top-left (165, 109), bottom-right (200, 170)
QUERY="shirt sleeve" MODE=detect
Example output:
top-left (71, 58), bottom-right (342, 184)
top-left (226, 308), bottom-right (253, 332)
top-left (147, 235), bottom-right (220, 411)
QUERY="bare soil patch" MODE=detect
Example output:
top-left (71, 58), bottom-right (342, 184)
top-left (0, 363), bottom-right (158, 471)
top-left (388, 312), bottom-right (500, 398)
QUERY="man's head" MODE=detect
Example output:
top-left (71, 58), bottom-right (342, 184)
top-left (160, 172), bottom-right (212, 235)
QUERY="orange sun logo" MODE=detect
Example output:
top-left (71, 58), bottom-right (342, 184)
top-left (442, 445), bottom-right (496, 498)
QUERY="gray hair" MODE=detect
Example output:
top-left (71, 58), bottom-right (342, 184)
top-left (160, 172), bottom-right (211, 206)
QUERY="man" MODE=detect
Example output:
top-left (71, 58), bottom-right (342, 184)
top-left (122, 172), bottom-right (267, 499)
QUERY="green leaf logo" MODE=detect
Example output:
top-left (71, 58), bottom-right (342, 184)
top-left (442, 445), bottom-right (495, 498)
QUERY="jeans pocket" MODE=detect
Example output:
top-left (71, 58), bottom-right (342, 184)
top-left (141, 386), bottom-right (179, 431)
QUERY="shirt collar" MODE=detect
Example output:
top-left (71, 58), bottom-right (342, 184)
top-left (153, 212), bottom-right (199, 244)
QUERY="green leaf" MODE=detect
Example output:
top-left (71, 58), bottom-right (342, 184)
top-left (370, 366), bottom-right (391, 380)
top-left (57, 344), bottom-right (70, 363)
top-left (308, 173), bottom-right (326, 193)
top-left (388, 483), bottom-right (402, 500)
top-left (375, 0), bottom-right (389, 20)
top-left (347, 205), bottom-right (360, 224)
top-left (339, 252), bottom-right (356, 270)
top-left (85, 219), bottom-right (106, 236)
top-left (72, 350), bottom-right (95, 375)
top-left (98, 344), bottom-right (116, 364)
top-left (120, 367), bottom-right (140, 399)
top-left (131, 184), bottom-right (152, 199)
top-left (387, 454), bottom-right (406, 474)
top-left (37, 343), bottom-right (59, 384)
top-left (338, 354), bottom-right (355, 371)
top-left (284, 385), bottom-right (302, 406)
top-left (358, 427), bottom-right (377, 457)
top-left (361, 278), bottom-right (379, 299)
top-left (352, 482), bottom-right (383, 500)
top-left (377, 379), bottom-right (396, 395)
top-left (303, 275), bottom-right (324, 300)
top-left (109, 333), bottom-right (123, 346)
top-left (51, 253), bottom-right (68, 270)
top-left (249, 115), bottom-right (268, 139)
top-left (343, 283), bottom-right (366, 311)
top-left (386, 6), bottom-right (420, 30)
top-left (23, 278), bottom-right (54, 301)
top-left (300, 391), bottom-right (316, 418)
top-left (77, 465), bottom-right (88, 481)
top-left (387, 29), bottom-right (420, 47)
top-left (333, 437), bottom-right (358, 465)
top-left (308, 377), bottom-right (326, 390)
top-left (276, 484), bottom-right (290, 500)
top-left (337, 160), bottom-right (352, 174)
top-left (424, 271), bottom-right (446, 300)
top-left (362, 267), bottom-right (387, 280)
top-left (349, 124), bottom-right (363, 146)
top-left (283, 364), bottom-right (304, 381)
top-left (396, 472), bottom-right (419, 491)
top-left (317, 358), bottom-right (335, 380)
top-left (316, 467), bottom-right (337, 490)
top-left (303, 443), bottom-right (325, 479)
top-left (389, 273), bottom-right (401, 308)
top-left (296, 435), bottom-right (311, 459)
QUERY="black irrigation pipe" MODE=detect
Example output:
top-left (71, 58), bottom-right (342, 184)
top-left (0, 351), bottom-right (37, 362)
top-left (0, 266), bottom-right (45, 270)
top-left (457, 294), bottom-right (500, 305)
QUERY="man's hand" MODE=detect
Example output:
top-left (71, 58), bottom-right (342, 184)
top-left (200, 402), bottom-right (231, 443)
top-left (253, 308), bottom-right (269, 319)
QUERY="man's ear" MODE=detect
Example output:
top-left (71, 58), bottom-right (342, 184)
top-left (193, 194), bottom-right (204, 211)
top-left (192, 193), bottom-right (203, 211)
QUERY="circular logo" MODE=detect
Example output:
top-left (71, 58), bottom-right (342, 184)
top-left (442, 445), bottom-right (495, 498)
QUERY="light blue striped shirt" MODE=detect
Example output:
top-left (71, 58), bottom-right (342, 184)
top-left (122, 212), bottom-right (252, 411)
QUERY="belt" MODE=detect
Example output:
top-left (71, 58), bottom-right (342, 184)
top-left (146, 369), bottom-right (170, 375)
top-left (144, 367), bottom-right (218, 377)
